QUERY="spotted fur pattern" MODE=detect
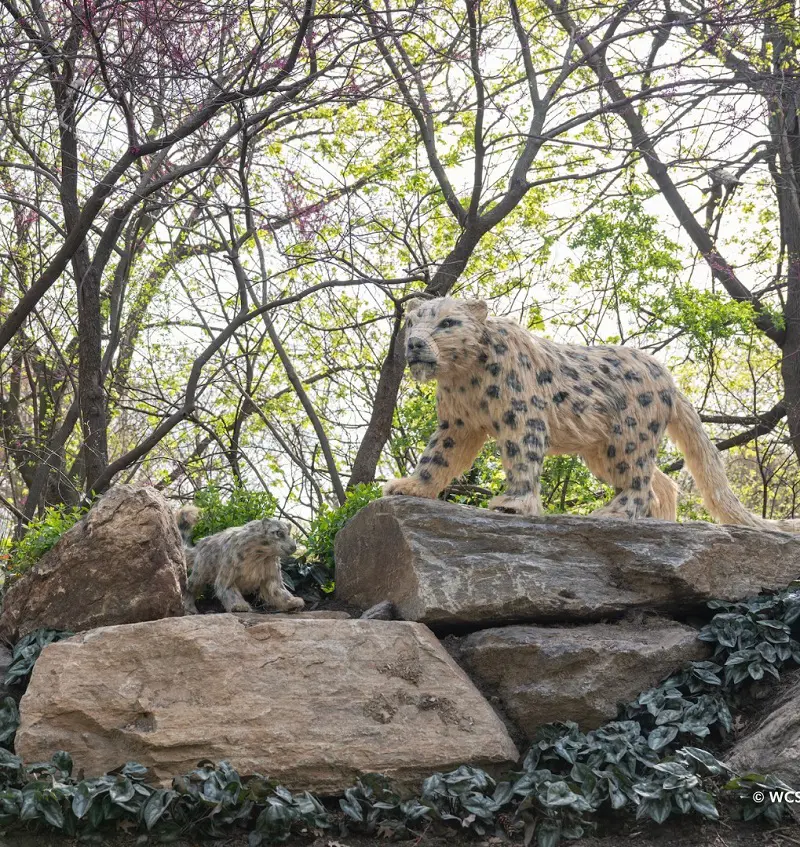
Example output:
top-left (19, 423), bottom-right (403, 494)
top-left (177, 507), bottom-right (304, 613)
top-left (384, 297), bottom-right (800, 532)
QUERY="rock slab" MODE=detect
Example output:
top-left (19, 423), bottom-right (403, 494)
top-left (452, 620), bottom-right (709, 737)
top-left (335, 498), bottom-right (800, 627)
top-left (0, 486), bottom-right (186, 642)
top-left (726, 676), bottom-right (800, 787)
top-left (15, 615), bottom-right (519, 792)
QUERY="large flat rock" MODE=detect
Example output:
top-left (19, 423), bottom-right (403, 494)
top-left (451, 620), bottom-right (709, 737)
top-left (335, 498), bottom-right (800, 627)
top-left (16, 615), bottom-right (518, 792)
top-left (0, 486), bottom-right (185, 642)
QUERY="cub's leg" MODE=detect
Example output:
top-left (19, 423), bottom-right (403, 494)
top-left (214, 558), bottom-right (252, 612)
top-left (215, 584), bottom-right (253, 613)
top-left (383, 423), bottom-right (487, 499)
top-left (488, 416), bottom-right (548, 517)
top-left (259, 558), bottom-right (305, 612)
top-left (183, 592), bottom-right (200, 615)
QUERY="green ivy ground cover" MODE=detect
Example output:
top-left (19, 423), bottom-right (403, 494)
top-left (0, 585), bottom-right (798, 844)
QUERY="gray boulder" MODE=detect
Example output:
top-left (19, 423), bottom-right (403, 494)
top-left (335, 498), bottom-right (800, 627)
top-left (451, 619), bottom-right (710, 737)
top-left (726, 674), bottom-right (800, 787)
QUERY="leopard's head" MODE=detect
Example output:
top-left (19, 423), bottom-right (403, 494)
top-left (403, 297), bottom-right (489, 383)
top-left (260, 518), bottom-right (297, 558)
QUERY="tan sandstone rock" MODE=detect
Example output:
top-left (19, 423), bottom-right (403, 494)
top-left (335, 498), bottom-right (800, 627)
top-left (0, 486), bottom-right (185, 642)
top-left (451, 620), bottom-right (710, 738)
top-left (726, 675), bottom-right (800, 787)
top-left (15, 614), bottom-right (519, 792)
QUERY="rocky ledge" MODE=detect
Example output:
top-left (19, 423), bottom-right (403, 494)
top-left (335, 497), bottom-right (800, 628)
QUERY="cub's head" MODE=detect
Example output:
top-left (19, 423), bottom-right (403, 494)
top-left (259, 518), bottom-right (297, 558)
top-left (404, 297), bottom-right (489, 383)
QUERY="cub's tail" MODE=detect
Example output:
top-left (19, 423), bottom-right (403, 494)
top-left (666, 392), bottom-right (800, 533)
top-left (174, 505), bottom-right (200, 564)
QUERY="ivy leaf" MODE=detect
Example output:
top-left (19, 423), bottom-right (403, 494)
top-left (691, 667), bottom-right (722, 686)
top-left (142, 788), bottom-right (173, 830)
top-left (689, 791), bottom-right (719, 819)
top-left (38, 795), bottom-right (65, 829)
top-left (536, 819), bottom-right (562, 847)
top-left (647, 726), bottom-right (679, 751)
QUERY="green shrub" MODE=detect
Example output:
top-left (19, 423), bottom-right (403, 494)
top-left (304, 483), bottom-right (382, 571)
top-left (280, 557), bottom-right (333, 601)
top-left (5, 505), bottom-right (87, 580)
top-left (190, 486), bottom-right (278, 543)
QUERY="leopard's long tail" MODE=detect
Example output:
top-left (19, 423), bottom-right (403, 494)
top-left (666, 392), bottom-right (800, 533)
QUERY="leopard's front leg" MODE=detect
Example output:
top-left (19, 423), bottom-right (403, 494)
top-left (383, 421), bottom-right (486, 499)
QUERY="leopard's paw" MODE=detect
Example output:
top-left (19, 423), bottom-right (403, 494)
top-left (488, 494), bottom-right (541, 517)
top-left (382, 477), bottom-right (437, 498)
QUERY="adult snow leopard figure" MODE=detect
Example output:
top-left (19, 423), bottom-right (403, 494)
top-left (383, 297), bottom-right (800, 531)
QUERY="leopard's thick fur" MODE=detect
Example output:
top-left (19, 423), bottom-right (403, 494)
top-left (176, 507), bottom-right (305, 613)
top-left (383, 297), bottom-right (800, 532)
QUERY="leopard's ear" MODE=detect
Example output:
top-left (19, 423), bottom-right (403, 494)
top-left (404, 296), bottom-right (428, 316)
top-left (464, 299), bottom-right (488, 323)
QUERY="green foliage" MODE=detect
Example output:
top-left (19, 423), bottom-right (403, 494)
top-left (508, 723), bottom-right (720, 844)
top-left (724, 771), bottom-right (791, 825)
top-left (1, 589), bottom-right (798, 843)
top-left (566, 193), bottom-right (754, 348)
top-left (421, 765), bottom-right (515, 834)
top-left (304, 483), bottom-right (382, 571)
top-left (0, 754), bottom-right (331, 841)
top-left (0, 699), bottom-right (19, 749)
top-left (4, 629), bottom-right (73, 691)
top-left (699, 586), bottom-right (800, 688)
top-left (5, 506), bottom-right (87, 579)
top-left (190, 486), bottom-right (278, 542)
top-left (0, 629), bottom-right (73, 750)
top-left (338, 775), bottom-right (430, 837)
top-left (540, 455), bottom-right (611, 515)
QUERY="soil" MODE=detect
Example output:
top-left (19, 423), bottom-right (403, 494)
top-left (3, 817), bottom-right (800, 847)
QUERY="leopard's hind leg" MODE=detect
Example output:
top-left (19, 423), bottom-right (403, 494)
top-left (583, 418), bottom-right (664, 519)
top-left (489, 417), bottom-right (548, 517)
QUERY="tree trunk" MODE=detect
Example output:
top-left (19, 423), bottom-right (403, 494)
top-left (776, 95), bottom-right (800, 462)
top-left (77, 263), bottom-right (109, 492)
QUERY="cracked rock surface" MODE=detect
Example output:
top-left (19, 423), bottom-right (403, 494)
top-left (335, 498), bottom-right (800, 628)
top-left (15, 614), bottom-right (519, 791)
top-left (450, 619), bottom-right (710, 737)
